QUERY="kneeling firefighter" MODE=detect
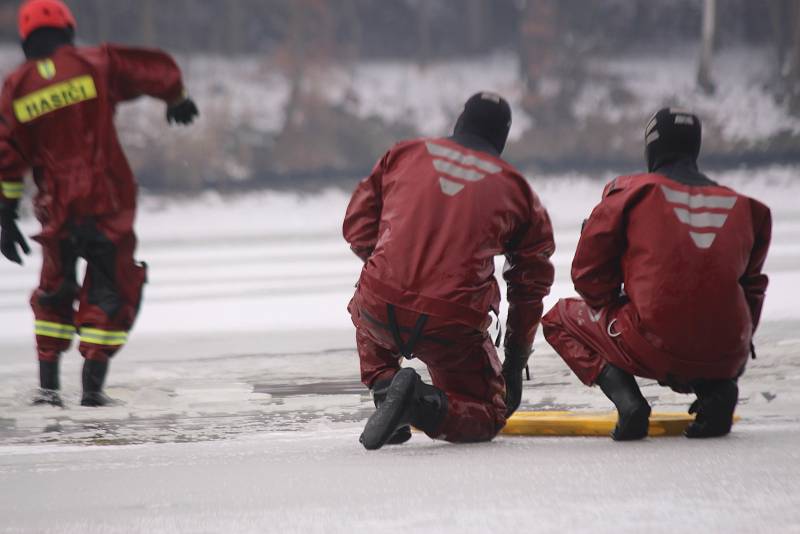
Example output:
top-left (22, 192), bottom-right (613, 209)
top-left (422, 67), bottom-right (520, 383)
top-left (542, 108), bottom-right (771, 440)
top-left (0, 0), bottom-right (198, 406)
top-left (344, 92), bottom-right (555, 449)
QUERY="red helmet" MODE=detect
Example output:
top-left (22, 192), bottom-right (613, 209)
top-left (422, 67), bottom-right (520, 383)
top-left (18, 0), bottom-right (77, 41)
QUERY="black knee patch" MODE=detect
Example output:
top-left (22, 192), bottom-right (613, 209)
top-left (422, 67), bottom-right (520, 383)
top-left (37, 239), bottom-right (79, 308)
top-left (87, 260), bottom-right (122, 318)
top-left (74, 222), bottom-right (122, 319)
top-left (37, 278), bottom-right (80, 308)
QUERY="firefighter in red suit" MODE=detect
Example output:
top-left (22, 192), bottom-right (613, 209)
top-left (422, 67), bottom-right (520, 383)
top-left (542, 108), bottom-right (771, 440)
top-left (0, 0), bottom-right (198, 407)
top-left (344, 92), bottom-right (555, 450)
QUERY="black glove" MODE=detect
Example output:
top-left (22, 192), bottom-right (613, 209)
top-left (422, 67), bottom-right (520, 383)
top-left (502, 346), bottom-right (531, 418)
top-left (166, 97), bottom-right (199, 125)
top-left (0, 201), bottom-right (31, 265)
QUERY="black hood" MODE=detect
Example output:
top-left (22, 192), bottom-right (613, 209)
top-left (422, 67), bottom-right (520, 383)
top-left (644, 107), bottom-right (702, 172)
top-left (453, 92), bottom-right (512, 155)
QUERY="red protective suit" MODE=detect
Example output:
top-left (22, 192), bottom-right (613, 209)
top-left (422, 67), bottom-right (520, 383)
top-left (344, 137), bottom-right (555, 442)
top-left (0, 44), bottom-right (185, 362)
top-left (543, 173), bottom-right (772, 387)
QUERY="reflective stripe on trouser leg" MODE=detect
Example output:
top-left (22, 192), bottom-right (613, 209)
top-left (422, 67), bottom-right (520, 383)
top-left (34, 320), bottom-right (76, 341)
top-left (79, 327), bottom-right (128, 346)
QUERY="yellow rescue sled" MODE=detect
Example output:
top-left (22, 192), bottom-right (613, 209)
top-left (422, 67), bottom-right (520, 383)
top-left (502, 411), bottom-right (739, 437)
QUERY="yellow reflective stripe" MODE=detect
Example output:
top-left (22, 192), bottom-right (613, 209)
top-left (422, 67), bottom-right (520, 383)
top-left (35, 320), bottom-right (75, 334)
top-left (1, 182), bottom-right (23, 199)
top-left (80, 327), bottom-right (127, 339)
top-left (34, 320), bottom-right (76, 340)
top-left (79, 327), bottom-right (128, 346)
top-left (80, 335), bottom-right (126, 346)
top-left (13, 75), bottom-right (98, 123)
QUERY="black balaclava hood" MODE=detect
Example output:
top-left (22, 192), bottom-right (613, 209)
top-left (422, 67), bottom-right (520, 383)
top-left (645, 107), bottom-right (702, 172)
top-left (22, 26), bottom-right (74, 60)
top-left (453, 92), bottom-right (512, 155)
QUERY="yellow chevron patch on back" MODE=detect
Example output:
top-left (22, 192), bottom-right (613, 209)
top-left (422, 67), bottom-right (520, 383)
top-left (36, 59), bottom-right (56, 80)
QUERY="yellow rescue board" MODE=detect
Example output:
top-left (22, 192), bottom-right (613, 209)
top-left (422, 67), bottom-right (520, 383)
top-left (502, 411), bottom-right (739, 437)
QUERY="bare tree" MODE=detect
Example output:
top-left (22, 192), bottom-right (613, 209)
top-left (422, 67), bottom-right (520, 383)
top-left (465, 0), bottom-right (488, 54)
top-left (93, 0), bottom-right (110, 42)
top-left (788, 3), bottom-right (800, 113)
top-left (766, 0), bottom-right (800, 113)
top-left (279, 0), bottom-right (336, 130)
top-left (282, 2), bottom-right (307, 132)
top-left (517, 0), bottom-right (556, 101)
top-left (416, 1), bottom-right (433, 68)
top-left (767, 0), bottom-right (793, 71)
top-left (139, 0), bottom-right (156, 46)
top-left (697, 0), bottom-right (717, 94)
top-left (340, 0), bottom-right (364, 63)
top-left (226, 0), bottom-right (244, 55)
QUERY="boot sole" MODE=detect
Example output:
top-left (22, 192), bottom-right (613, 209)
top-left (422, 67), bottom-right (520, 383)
top-left (31, 389), bottom-right (64, 408)
top-left (31, 398), bottom-right (64, 408)
top-left (360, 369), bottom-right (417, 450)
top-left (612, 403), bottom-right (651, 441)
top-left (685, 420), bottom-right (734, 438)
top-left (80, 394), bottom-right (122, 407)
top-left (385, 426), bottom-right (413, 446)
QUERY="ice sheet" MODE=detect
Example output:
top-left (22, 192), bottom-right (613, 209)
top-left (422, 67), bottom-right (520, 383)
top-left (1, 172), bottom-right (799, 533)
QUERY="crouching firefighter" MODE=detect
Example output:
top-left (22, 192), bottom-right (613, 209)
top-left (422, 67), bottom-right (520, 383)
top-left (0, 0), bottom-right (199, 407)
top-left (344, 92), bottom-right (555, 450)
top-left (542, 108), bottom-right (771, 440)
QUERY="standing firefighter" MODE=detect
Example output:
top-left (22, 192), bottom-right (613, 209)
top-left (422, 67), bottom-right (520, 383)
top-left (344, 92), bottom-right (555, 450)
top-left (542, 108), bottom-right (771, 440)
top-left (0, 0), bottom-right (198, 407)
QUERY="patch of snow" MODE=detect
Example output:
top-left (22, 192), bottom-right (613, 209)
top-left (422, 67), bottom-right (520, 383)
top-left (575, 47), bottom-right (800, 143)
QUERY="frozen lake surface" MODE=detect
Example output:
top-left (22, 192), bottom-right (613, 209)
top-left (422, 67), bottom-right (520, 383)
top-left (1, 171), bottom-right (799, 532)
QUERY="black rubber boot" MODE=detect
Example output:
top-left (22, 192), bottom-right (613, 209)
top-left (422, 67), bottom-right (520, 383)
top-left (596, 364), bottom-right (651, 441)
top-left (39, 360), bottom-right (60, 390)
top-left (32, 360), bottom-right (63, 407)
top-left (685, 379), bottom-right (738, 438)
top-left (80, 359), bottom-right (115, 407)
top-left (360, 368), bottom-right (448, 450)
top-left (372, 378), bottom-right (412, 445)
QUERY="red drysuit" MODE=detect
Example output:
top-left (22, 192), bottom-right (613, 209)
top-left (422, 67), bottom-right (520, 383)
top-left (543, 173), bottom-right (771, 387)
top-left (344, 137), bottom-right (555, 442)
top-left (0, 44), bottom-right (186, 362)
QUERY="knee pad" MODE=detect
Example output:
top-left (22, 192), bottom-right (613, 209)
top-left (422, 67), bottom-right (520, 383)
top-left (85, 239), bottom-right (122, 319)
top-left (37, 279), bottom-right (80, 309)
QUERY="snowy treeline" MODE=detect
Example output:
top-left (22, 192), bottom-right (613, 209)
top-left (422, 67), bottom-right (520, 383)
top-left (0, 1), bottom-right (797, 191)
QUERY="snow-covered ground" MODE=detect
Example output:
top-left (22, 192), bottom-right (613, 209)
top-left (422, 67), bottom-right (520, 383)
top-left (1, 169), bottom-right (799, 533)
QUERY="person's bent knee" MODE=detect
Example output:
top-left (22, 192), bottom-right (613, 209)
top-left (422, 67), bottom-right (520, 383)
top-left (435, 402), bottom-right (506, 443)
